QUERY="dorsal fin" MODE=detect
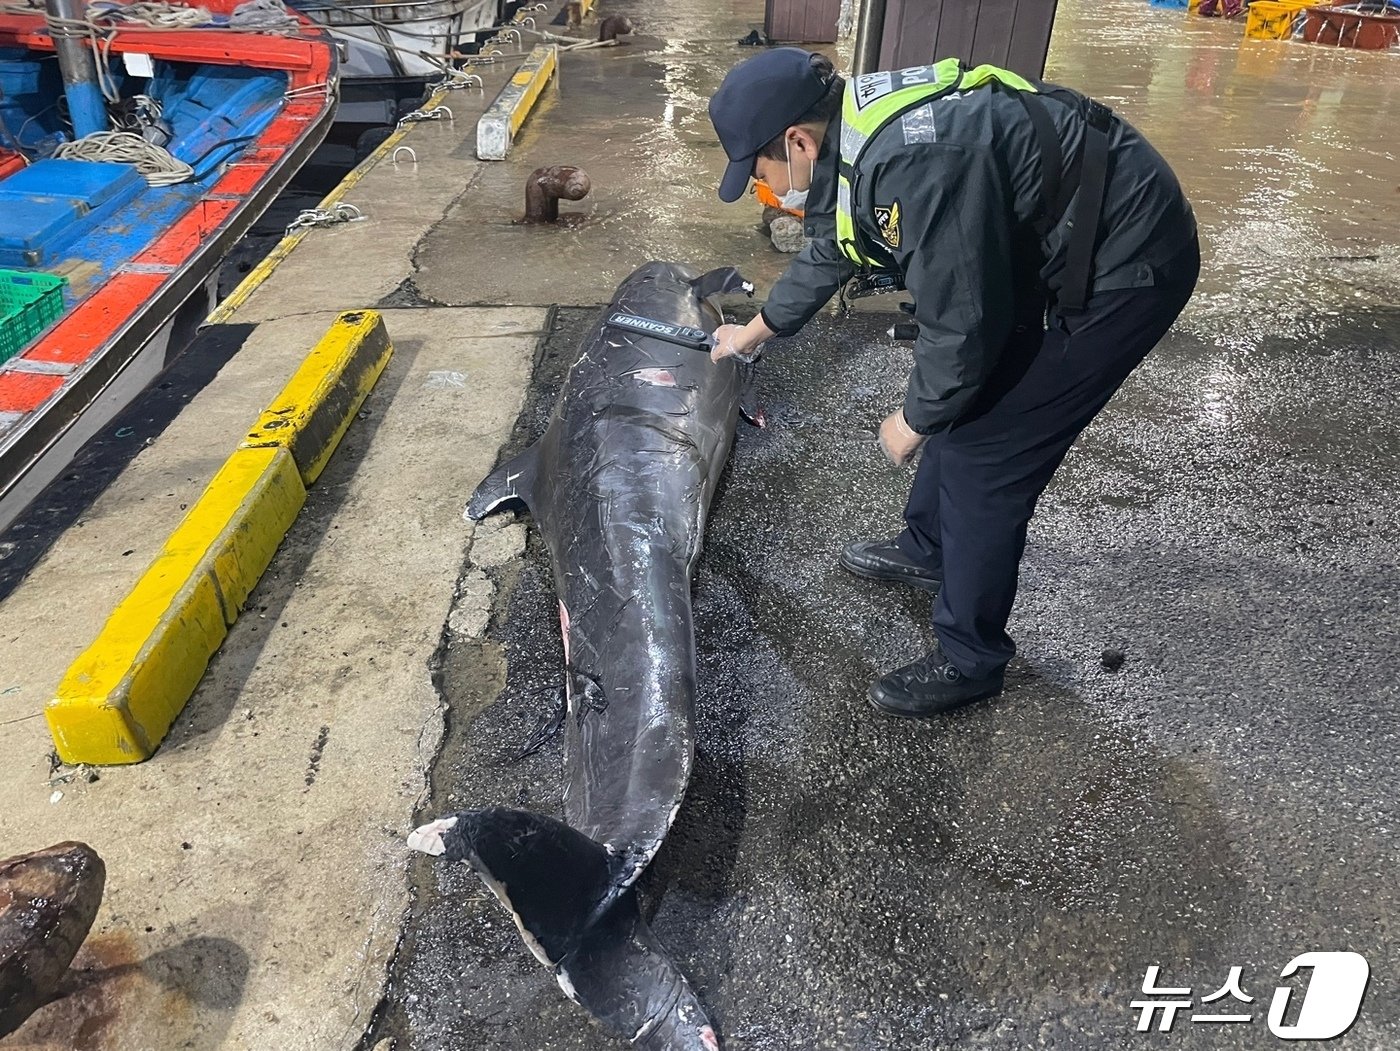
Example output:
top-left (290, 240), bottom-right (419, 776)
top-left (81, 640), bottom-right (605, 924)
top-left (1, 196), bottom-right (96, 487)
top-left (465, 442), bottom-right (539, 520)
top-left (688, 266), bottom-right (753, 302)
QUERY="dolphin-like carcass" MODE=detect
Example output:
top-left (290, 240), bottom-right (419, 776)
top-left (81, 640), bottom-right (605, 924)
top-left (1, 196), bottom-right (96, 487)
top-left (0, 841), bottom-right (106, 1037)
top-left (409, 260), bottom-right (752, 1049)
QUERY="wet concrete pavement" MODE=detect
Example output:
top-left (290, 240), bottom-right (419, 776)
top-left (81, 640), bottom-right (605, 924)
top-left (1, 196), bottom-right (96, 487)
top-left (378, 0), bottom-right (1400, 1046)
top-left (409, 4), bottom-right (832, 308)
top-left (1046, 2), bottom-right (1400, 346)
top-left (410, 0), bottom-right (1400, 329)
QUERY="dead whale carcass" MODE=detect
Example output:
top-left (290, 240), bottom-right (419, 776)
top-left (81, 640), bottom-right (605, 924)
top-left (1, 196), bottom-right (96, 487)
top-left (410, 261), bottom-right (753, 1049)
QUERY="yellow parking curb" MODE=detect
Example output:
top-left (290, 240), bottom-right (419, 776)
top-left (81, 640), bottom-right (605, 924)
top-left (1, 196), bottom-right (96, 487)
top-left (46, 448), bottom-right (305, 764)
top-left (45, 311), bottom-right (394, 765)
top-left (477, 44), bottom-right (558, 160)
top-left (243, 310), bottom-right (394, 485)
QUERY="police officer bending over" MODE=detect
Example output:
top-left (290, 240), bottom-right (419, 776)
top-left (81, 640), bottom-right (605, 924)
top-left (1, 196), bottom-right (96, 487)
top-left (707, 49), bottom-right (1199, 718)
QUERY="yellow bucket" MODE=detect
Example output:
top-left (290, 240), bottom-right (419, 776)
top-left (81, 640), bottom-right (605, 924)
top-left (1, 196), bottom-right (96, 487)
top-left (1245, 0), bottom-right (1310, 38)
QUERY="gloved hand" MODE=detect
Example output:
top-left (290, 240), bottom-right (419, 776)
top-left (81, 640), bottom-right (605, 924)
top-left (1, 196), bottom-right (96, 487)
top-left (879, 409), bottom-right (927, 466)
top-left (710, 324), bottom-right (763, 363)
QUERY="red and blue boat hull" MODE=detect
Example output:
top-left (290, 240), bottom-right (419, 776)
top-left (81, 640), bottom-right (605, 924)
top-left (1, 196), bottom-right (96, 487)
top-left (0, 1), bottom-right (337, 528)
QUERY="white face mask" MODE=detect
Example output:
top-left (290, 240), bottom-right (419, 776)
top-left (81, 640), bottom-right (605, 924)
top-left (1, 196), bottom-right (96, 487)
top-left (778, 140), bottom-right (814, 211)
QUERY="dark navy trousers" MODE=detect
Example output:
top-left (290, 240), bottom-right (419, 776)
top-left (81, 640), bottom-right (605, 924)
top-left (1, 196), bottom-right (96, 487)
top-left (895, 244), bottom-right (1200, 679)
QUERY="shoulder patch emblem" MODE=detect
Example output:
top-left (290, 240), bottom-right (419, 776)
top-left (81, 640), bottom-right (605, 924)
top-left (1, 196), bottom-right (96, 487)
top-left (874, 200), bottom-right (902, 250)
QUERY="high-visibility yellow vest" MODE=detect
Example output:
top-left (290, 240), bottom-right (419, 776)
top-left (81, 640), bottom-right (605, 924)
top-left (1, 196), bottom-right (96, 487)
top-left (837, 59), bottom-right (1039, 269)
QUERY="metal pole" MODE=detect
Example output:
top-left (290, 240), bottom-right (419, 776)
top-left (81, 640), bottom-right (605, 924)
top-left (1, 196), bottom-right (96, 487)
top-left (852, 0), bottom-right (887, 76)
top-left (45, 0), bottom-right (107, 138)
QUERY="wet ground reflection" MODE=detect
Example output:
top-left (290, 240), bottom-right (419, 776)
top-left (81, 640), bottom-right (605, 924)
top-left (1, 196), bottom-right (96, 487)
top-left (1049, 0), bottom-right (1399, 348)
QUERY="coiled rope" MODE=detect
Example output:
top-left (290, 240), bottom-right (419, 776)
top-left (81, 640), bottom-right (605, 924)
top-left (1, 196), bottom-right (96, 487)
top-left (4, 0), bottom-right (309, 183)
top-left (86, 1), bottom-right (210, 27)
top-left (54, 130), bottom-right (193, 185)
top-left (229, 0), bottom-right (297, 31)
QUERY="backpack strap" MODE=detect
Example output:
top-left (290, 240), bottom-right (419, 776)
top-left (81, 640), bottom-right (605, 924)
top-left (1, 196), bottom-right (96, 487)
top-left (1012, 90), bottom-right (1064, 240)
top-left (1058, 97), bottom-right (1113, 311)
top-left (1014, 85), bottom-right (1114, 312)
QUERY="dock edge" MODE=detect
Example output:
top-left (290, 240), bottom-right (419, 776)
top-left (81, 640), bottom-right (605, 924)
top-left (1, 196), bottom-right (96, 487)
top-left (205, 89), bottom-right (451, 326)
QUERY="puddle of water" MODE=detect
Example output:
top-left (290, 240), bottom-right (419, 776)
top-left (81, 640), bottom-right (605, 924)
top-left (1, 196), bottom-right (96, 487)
top-left (510, 212), bottom-right (595, 229)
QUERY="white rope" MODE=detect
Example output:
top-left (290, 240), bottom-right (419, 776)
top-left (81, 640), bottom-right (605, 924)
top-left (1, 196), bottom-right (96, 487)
top-left (38, 13), bottom-right (89, 36)
top-left (53, 130), bottom-right (193, 184)
top-left (501, 24), bottom-right (588, 44)
top-left (86, 1), bottom-right (210, 27)
top-left (561, 37), bottom-right (618, 51)
top-left (283, 80), bottom-right (332, 100)
top-left (229, 0), bottom-right (297, 32)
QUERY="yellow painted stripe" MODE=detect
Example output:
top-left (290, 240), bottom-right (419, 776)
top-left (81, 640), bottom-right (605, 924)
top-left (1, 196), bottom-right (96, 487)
top-left (46, 447), bottom-right (306, 765)
top-left (579, 0), bottom-right (595, 14)
top-left (509, 45), bottom-right (557, 137)
top-left (242, 310), bottom-right (394, 485)
top-left (205, 90), bottom-right (450, 326)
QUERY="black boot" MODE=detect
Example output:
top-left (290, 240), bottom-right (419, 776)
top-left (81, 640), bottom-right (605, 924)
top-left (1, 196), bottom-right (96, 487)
top-left (869, 646), bottom-right (1004, 718)
top-left (839, 537), bottom-right (941, 590)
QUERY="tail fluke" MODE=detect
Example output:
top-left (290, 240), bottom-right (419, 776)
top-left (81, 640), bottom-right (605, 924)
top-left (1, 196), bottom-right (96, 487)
top-left (466, 443), bottom-right (539, 520)
top-left (564, 887), bottom-right (720, 1049)
top-left (409, 807), bottom-right (619, 965)
top-left (409, 809), bottom-right (719, 1048)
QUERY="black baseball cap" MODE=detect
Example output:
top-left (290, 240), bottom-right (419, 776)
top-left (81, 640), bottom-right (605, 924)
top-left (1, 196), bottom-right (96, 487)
top-left (709, 47), bottom-right (833, 203)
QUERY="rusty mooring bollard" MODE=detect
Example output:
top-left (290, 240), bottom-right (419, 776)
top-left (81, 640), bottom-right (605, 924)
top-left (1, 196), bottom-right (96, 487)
top-left (524, 166), bottom-right (591, 223)
top-left (565, 0), bottom-right (581, 27)
top-left (0, 842), bottom-right (105, 1039)
top-left (598, 15), bottom-right (633, 41)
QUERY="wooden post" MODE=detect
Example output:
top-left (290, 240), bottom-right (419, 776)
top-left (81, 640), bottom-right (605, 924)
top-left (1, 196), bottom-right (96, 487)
top-left (877, 0), bottom-right (1060, 78)
top-left (764, 0), bottom-right (842, 43)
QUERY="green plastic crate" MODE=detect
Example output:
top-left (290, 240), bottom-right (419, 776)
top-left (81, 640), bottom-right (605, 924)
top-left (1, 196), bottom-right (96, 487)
top-left (0, 269), bottom-right (67, 365)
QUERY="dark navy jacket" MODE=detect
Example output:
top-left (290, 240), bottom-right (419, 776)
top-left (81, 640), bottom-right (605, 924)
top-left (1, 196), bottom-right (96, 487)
top-left (760, 84), bottom-right (1197, 433)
